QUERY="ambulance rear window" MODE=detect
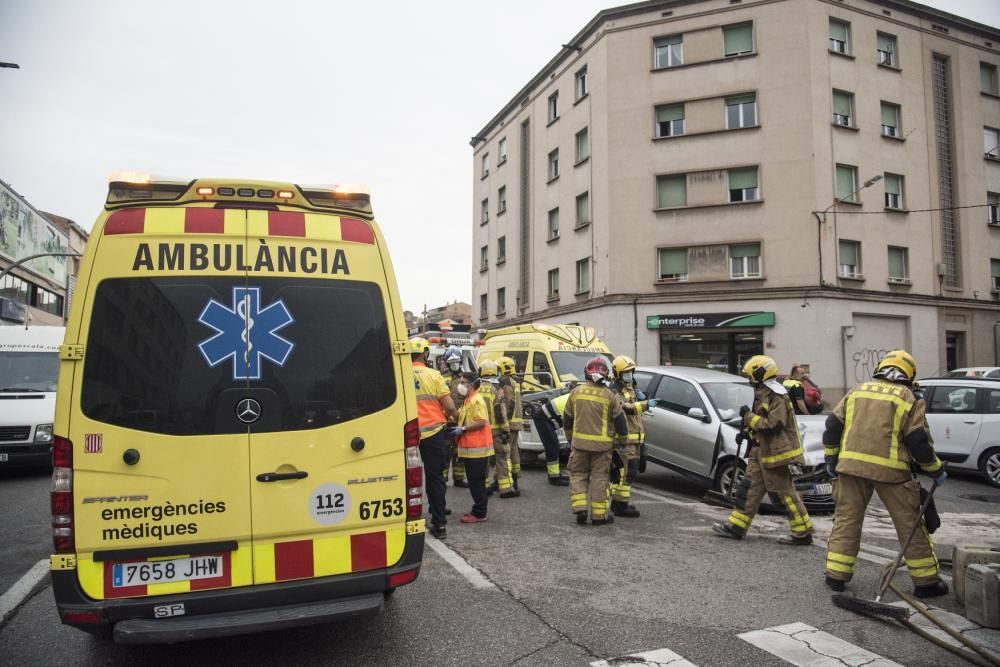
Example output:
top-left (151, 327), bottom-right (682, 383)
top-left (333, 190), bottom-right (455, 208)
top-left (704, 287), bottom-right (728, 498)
top-left (81, 277), bottom-right (396, 435)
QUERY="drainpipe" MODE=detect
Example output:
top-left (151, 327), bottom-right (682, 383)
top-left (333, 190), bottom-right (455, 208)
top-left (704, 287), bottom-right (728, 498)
top-left (633, 297), bottom-right (639, 360)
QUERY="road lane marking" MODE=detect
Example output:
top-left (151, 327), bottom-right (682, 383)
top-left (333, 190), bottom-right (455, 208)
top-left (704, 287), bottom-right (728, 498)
top-left (591, 647), bottom-right (697, 666)
top-left (738, 622), bottom-right (901, 666)
top-left (0, 559), bottom-right (48, 624)
top-left (424, 535), bottom-right (498, 591)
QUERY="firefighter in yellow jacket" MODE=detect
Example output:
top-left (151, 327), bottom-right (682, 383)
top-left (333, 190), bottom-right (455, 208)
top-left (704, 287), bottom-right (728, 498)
top-left (563, 357), bottom-right (628, 525)
top-left (479, 360), bottom-right (519, 498)
top-left (609, 355), bottom-right (658, 518)
top-left (712, 355), bottom-right (815, 544)
top-left (822, 350), bottom-right (948, 597)
top-left (498, 356), bottom-right (524, 489)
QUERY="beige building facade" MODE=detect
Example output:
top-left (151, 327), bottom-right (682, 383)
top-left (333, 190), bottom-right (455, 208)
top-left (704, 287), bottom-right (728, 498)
top-left (471, 0), bottom-right (1000, 399)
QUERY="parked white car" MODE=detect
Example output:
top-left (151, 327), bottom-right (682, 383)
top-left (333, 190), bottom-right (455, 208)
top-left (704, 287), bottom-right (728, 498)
top-left (943, 367), bottom-right (1000, 379)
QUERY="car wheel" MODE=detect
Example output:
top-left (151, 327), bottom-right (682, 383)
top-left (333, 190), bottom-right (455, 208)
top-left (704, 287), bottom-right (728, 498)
top-left (979, 448), bottom-right (1000, 489)
top-left (715, 458), bottom-right (746, 497)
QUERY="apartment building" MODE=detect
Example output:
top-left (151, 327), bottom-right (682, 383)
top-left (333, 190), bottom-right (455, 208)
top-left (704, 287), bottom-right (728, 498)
top-left (471, 0), bottom-right (1000, 398)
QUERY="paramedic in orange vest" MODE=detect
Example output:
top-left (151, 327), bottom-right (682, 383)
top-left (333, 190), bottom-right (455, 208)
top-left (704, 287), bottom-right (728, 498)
top-left (453, 371), bottom-right (494, 523)
top-left (410, 338), bottom-right (457, 540)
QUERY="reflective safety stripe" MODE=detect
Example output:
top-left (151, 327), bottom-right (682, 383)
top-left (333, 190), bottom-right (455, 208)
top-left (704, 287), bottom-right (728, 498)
top-left (591, 500), bottom-right (609, 517)
top-left (512, 463), bottom-right (521, 474)
top-left (572, 389), bottom-right (611, 442)
top-left (782, 495), bottom-right (813, 534)
top-left (906, 556), bottom-right (938, 569)
top-left (826, 560), bottom-right (855, 574)
top-left (827, 552), bottom-right (857, 565)
top-left (841, 384), bottom-right (913, 470)
top-left (626, 433), bottom-right (642, 441)
top-left (761, 447), bottom-right (803, 464)
top-left (413, 363), bottom-right (448, 438)
top-left (749, 414), bottom-right (761, 429)
top-left (547, 462), bottom-right (561, 477)
top-left (498, 477), bottom-right (513, 490)
top-left (823, 446), bottom-right (840, 456)
top-left (728, 511), bottom-right (751, 529)
top-left (908, 564), bottom-right (939, 578)
top-left (921, 457), bottom-right (943, 473)
top-left (839, 450), bottom-right (910, 470)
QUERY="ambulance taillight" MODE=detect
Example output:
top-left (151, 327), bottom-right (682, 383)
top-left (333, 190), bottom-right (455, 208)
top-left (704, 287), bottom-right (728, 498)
top-left (51, 436), bottom-right (74, 553)
top-left (403, 419), bottom-right (423, 519)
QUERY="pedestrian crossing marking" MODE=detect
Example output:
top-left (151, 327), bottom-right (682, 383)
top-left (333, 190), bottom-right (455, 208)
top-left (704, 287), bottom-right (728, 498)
top-left (591, 647), bottom-right (696, 666)
top-left (738, 622), bottom-right (902, 666)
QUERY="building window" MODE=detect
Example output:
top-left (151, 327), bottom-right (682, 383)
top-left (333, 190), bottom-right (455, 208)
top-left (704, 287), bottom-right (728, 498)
top-left (480, 198), bottom-right (489, 224)
top-left (725, 94), bottom-right (757, 129)
top-left (656, 174), bottom-right (687, 209)
top-left (730, 243), bottom-right (761, 279)
top-left (888, 246), bottom-right (909, 283)
top-left (832, 90), bottom-right (854, 127)
top-left (576, 191), bottom-right (591, 227)
top-left (839, 239), bottom-right (862, 278)
top-left (986, 127), bottom-right (1000, 159)
top-left (728, 167), bottom-right (760, 202)
top-left (575, 66), bottom-right (588, 101)
top-left (877, 32), bottom-right (897, 67)
top-left (481, 153), bottom-right (489, 178)
top-left (654, 35), bottom-right (683, 68)
top-left (497, 186), bottom-right (507, 215)
top-left (34, 287), bottom-right (63, 317)
top-left (547, 92), bottom-right (559, 123)
top-left (884, 173), bottom-right (904, 209)
top-left (829, 19), bottom-right (850, 54)
top-left (480, 245), bottom-right (488, 271)
top-left (575, 127), bottom-right (590, 163)
top-left (498, 137), bottom-right (508, 164)
top-left (548, 207), bottom-right (560, 240)
top-left (497, 236), bottom-right (506, 263)
top-left (982, 62), bottom-right (999, 96)
top-left (657, 247), bottom-right (688, 281)
top-left (989, 192), bottom-right (1000, 225)
top-left (0, 273), bottom-right (31, 305)
top-left (993, 259), bottom-right (1000, 291)
top-left (835, 164), bottom-right (858, 202)
top-left (655, 103), bottom-right (685, 137)
top-left (723, 23), bottom-right (753, 57)
top-left (575, 258), bottom-right (591, 294)
top-left (547, 268), bottom-right (560, 299)
top-left (881, 102), bottom-right (901, 137)
top-left (496, 287), bottom-right (506, 315)
top-left (548, 149), bottom-right (560, 180)
top-left (480, 293), bottom-right (488, 319)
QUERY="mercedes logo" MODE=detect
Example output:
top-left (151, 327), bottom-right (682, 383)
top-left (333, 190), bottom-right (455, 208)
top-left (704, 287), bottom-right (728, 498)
top-left (236, 398), bottom-right (262, 424)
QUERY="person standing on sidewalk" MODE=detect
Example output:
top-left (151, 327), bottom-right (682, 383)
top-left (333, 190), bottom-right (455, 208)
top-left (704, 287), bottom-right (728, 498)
top-left (453, 371), bottom-right (493, 524)
top-left (410, 338), bottom-right (457, 539)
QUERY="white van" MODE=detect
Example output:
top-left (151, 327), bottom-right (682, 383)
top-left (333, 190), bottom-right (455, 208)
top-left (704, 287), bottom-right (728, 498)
top-left (0, 325), bottom-right (63, 467)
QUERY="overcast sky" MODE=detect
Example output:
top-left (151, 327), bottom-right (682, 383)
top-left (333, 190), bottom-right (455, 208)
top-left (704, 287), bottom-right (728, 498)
top-left (2, 1), bottom-right (998, 314)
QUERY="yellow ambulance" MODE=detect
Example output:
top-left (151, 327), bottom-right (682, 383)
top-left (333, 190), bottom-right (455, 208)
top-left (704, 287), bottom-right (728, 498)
top-left (50, 175), bottom-right (424, 643)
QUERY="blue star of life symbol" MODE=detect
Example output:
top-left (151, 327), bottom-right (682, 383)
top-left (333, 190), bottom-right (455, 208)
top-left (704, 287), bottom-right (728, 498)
top-left (197, 287), bottom-right (295, 380)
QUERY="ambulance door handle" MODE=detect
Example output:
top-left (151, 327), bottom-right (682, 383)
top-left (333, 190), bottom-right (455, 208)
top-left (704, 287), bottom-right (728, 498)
top-left (256, 471), bottom-right (309, 483)
top-left (962, 419), bottom-right (976, 425)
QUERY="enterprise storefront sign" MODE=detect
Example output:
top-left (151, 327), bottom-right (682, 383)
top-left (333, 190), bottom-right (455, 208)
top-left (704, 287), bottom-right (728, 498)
top-left (646, 312), bottom-right (776, 330)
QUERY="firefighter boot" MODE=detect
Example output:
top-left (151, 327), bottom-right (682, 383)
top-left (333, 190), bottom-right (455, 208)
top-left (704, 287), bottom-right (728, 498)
top-left (575, 511), bottom-right (589, 525)
top-left (825, 576), bottom-right (846, 592)
top-left (611, 500), bottom-right (640, 518)
top-left (914, 580), bottom-right (948, 599)
top-left (777, 534), bottom-right (813, 546)
top-left (712, 522), bottom-right (744, 540)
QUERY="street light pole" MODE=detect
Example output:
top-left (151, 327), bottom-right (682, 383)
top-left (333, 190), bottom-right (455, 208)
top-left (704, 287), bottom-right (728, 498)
top-left (812, 174), bottom-right (883, 286)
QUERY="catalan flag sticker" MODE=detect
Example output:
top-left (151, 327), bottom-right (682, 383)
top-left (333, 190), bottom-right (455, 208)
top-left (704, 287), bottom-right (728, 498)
top-left (84, 433), bottom-right (103, 454)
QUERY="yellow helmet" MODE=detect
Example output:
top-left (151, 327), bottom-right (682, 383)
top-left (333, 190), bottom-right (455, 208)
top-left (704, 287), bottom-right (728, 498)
top-left (875, 349), bottom-right (917, 382)
top-left (497, 356), bottom-right (516, 376)
top-left (479, 359), bottom-right (499, 378)
top-left (408, 337), bottom-right (430, 356)
top-left (611, 355), bottom-right (636, 378)
top-left (742, 355), bottom-right (778, 383)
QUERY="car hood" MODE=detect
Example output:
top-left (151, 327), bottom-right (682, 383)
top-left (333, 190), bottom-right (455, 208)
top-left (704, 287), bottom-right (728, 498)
top-left (719, 419), bottom-right (824, 467)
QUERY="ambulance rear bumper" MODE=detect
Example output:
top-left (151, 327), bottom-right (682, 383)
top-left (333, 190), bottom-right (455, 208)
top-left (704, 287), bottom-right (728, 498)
top-left (53, 532), bottom-right (424, 643)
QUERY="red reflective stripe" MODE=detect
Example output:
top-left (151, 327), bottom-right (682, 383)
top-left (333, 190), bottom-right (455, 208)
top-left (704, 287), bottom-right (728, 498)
top-left (189, 551), bottom-right (232, 590)
top-left (103, 560), bottom-right (147, 599)
top-left (184, 207), bottom-right (225, 233)
top-left (104, 208), bottom-right (145, 235)
top-left (340, 217), bottom-right (375, 244)
top-left (274, 540), bottom-right (314, 581)
top-left (268, 211), bottom-right (305, 237)
top-left (350, 532), bottom-right (387, 572)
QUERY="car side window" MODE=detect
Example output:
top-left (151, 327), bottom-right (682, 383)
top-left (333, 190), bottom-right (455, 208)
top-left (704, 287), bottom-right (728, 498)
top-left (632, 371), bottom-right (655, 395)
top-left (927, 386), bottom-right (977, 414)
top-left (986, 389), bottom-right (1000, 415)
top-left (654, 376), bottom-right (706, 415)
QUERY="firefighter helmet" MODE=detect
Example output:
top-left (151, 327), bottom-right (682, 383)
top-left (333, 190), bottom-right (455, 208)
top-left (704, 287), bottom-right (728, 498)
top-left (875, 349), bottom-right (917, 382)
top-left (497, 356), bottom-right (516, 377)
top-left (584, 357), bottom-right (611, 382)
top-left (479, 359), bottom-right (499, 378)
top-left (611, 355), bottom-right (636, 379)
top-left (742, 355), bottom-right (778, 383)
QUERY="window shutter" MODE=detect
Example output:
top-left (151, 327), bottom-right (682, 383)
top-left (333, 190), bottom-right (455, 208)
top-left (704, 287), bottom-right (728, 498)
top-left (830, 20), bottom-right (848, 42)
top-left (659, 248), bottom-right (688, 275)
top-left (656, 104), bottom-right (684, 122)
top-left (888, 248), bottom-right (905, 278)
top-left (728, 167), bottom-right (758, 190)
top-left (833, 91), bottom-right (852, 116)
top-left (724, 24), bottom-right (753, 54)
top-left (657, 175), bottom-right (687, 208)
top-left (839, 241), bottom-right (858, 266)
top-left (730, 243), bottom-right (760, 258)
top-left (884, 174), bottom-right (900, 195)
top-left (726, 93), bottom-right (755, 106)
top-left (836, 166), bottom-right (855, 199)
top-left (881, 103), bottom-right (897, 126)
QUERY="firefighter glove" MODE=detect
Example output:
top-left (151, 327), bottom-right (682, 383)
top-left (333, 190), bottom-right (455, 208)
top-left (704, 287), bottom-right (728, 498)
top-left (735, 431), bottom-right (746, 445)
top-left (824, 456), bottom-right (838, 479)
top-left (739, 405), bottom-right (751, 418)
top-left (646, 399), bottom-right (659, 409)
top-left (452, 426), bottom-right (465, 436)
top-left (932, 469), bottom-right (947, 486)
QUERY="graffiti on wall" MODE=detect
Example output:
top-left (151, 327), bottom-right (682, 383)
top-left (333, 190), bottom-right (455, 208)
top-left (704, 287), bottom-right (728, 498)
top-left (0, 182), bottom-right (68, 285)
top-left (852, 347), bottom-right (890, 383)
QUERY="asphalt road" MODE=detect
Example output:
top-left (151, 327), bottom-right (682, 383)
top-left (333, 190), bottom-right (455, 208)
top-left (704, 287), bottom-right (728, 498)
top-left (1, 463), bottom-right (998, 666)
